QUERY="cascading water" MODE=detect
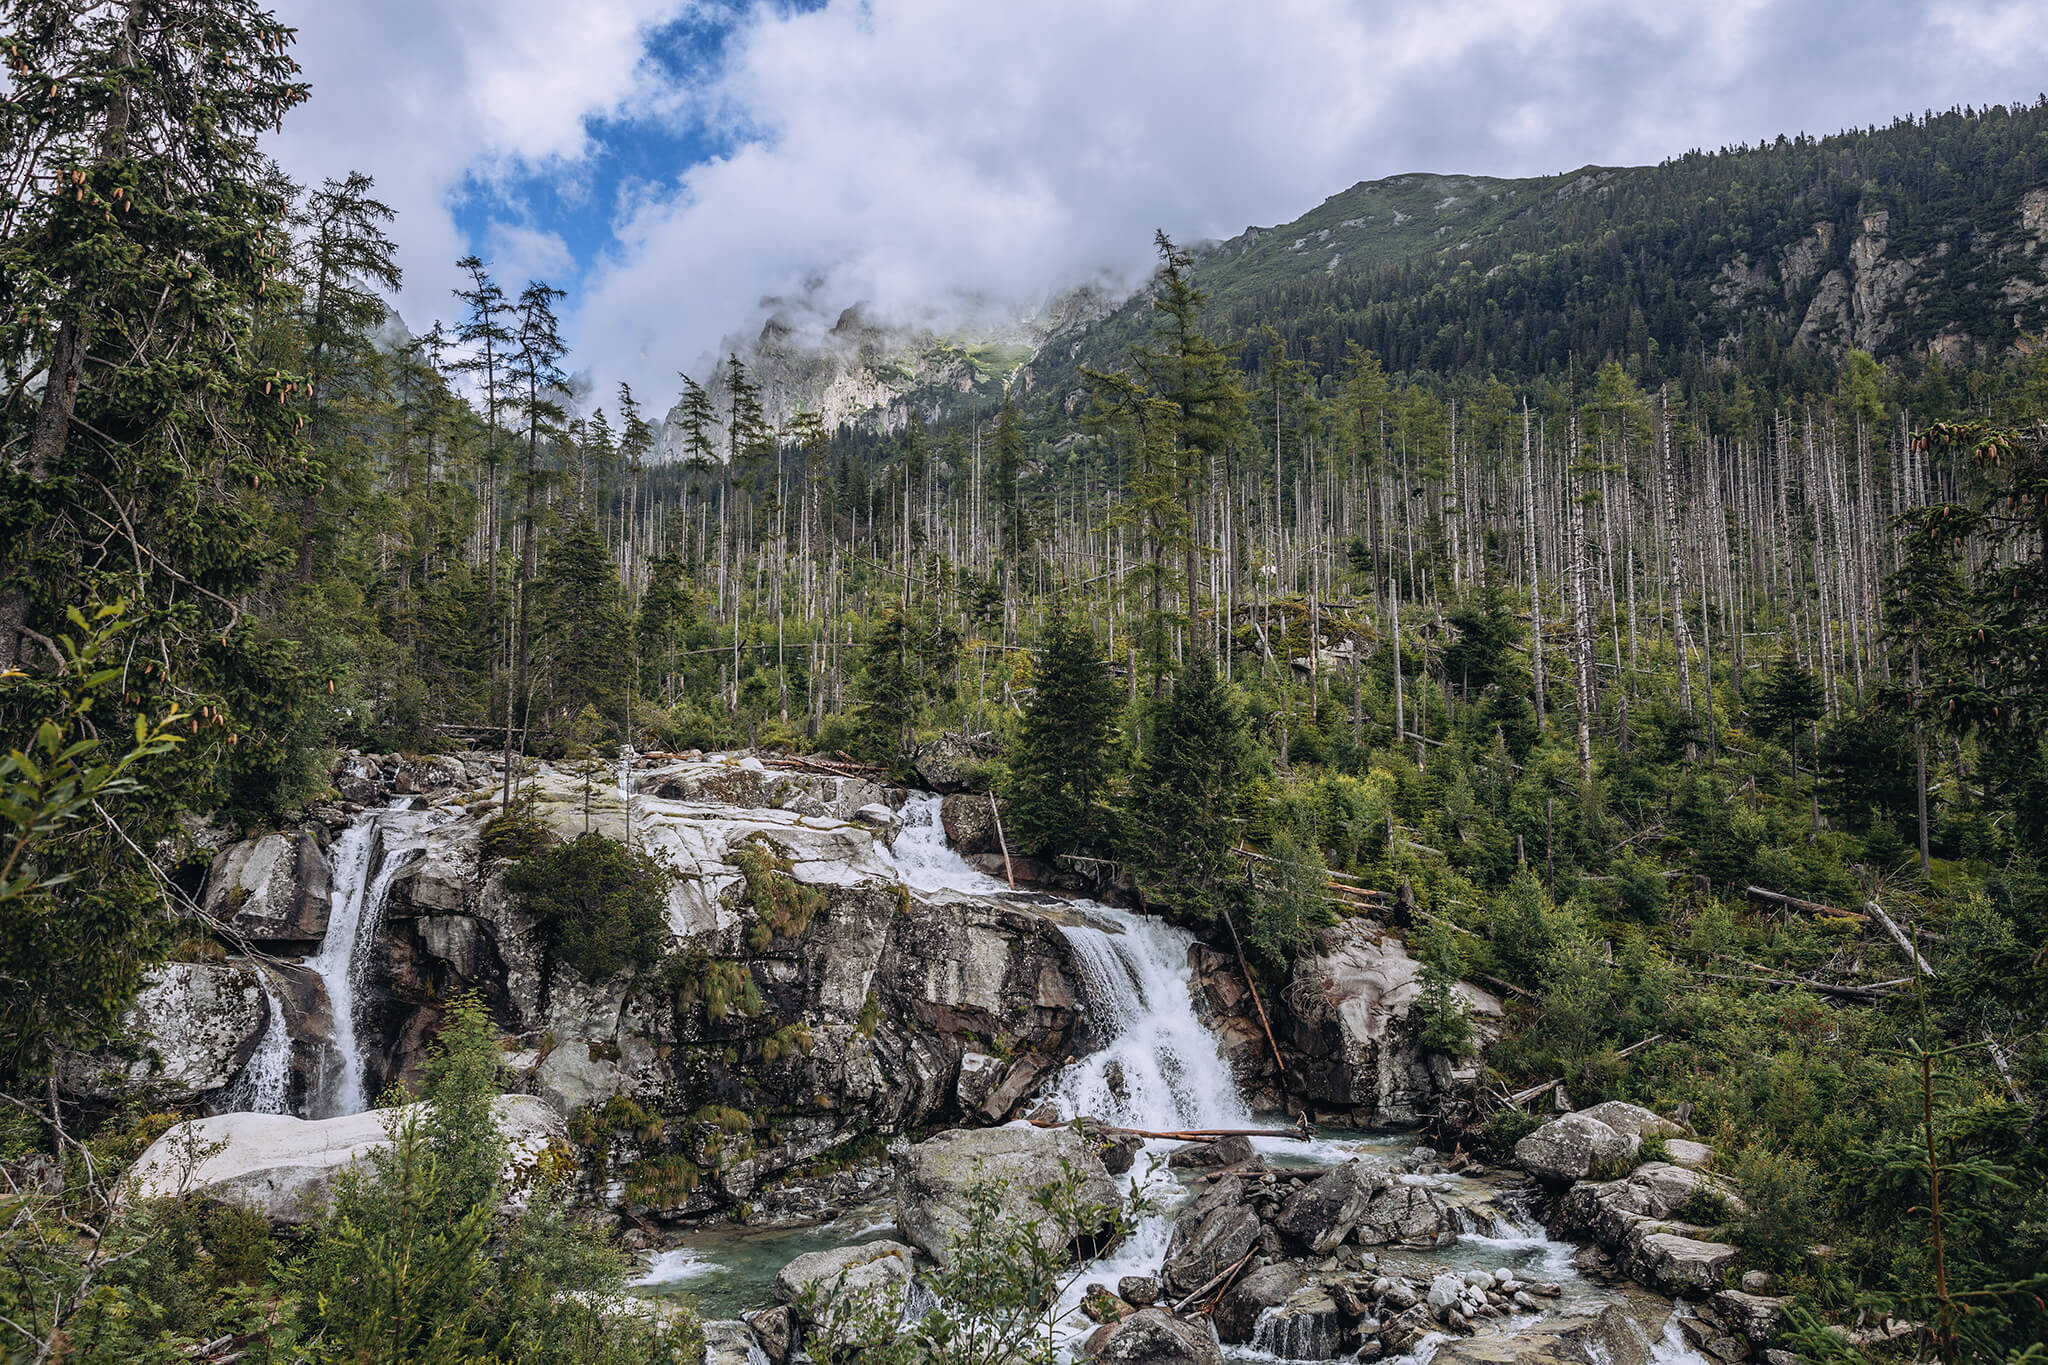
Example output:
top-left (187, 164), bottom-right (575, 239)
top-left (218, 972), bottom-right (292, 1114)
top-left (889, 794), bottom-right (1245, 1133)
top-left (302, 799), bottom-right (433, 1117)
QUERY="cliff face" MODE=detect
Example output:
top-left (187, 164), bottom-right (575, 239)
top-left (655, 284), bottom-right (1118, 459)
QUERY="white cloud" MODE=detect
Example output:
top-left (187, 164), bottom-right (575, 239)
top-left (268, 0), bottom-right (2048, 408)
top-left (270, 0), bottom-right (690, 333)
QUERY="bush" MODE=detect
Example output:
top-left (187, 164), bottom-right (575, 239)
top-left (1731, 1147), bottom-right (1823, 1271)
top-left (504, 834), bottom-right (675, 982)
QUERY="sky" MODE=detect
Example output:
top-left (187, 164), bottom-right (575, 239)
top-left (268, 0), bottom-right (2048, 412)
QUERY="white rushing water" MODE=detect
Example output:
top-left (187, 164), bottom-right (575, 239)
top-left (302, 800), bottom-right (436, 1117)
top-left (219, 972), bottom-right (292, 1114)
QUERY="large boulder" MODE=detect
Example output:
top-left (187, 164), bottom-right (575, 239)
top-left (1572, 1101), bottom-right (1682, 1143)
top-left (1633, 1232), bottom-right (1738, 1295)
top-left (1160, 1177), bottom-right (1262, 1297)
top-left (1561, 1162), bottom-right (1740, 1249)
top-left (1084, 1308), bottom-right (1223, 1365)
top-left (1279, 923), bottom-right (1502, 1126)
top-left (773, 1240), bottom-right (917, 1345)
top-left (123, 1094), bottom-right (565, 1223)
top-left (911, 732), bottom-right (986, 793)
top-left (1214, 1262), bottom-right (1305, 1344)
top-left (1429, 1304), bottom-right (1653, 1365)
top-left (1712, 1289), bottom-right (1791, 1346)
top-left (1273, 1159), bottom-right (1379, 1254)
top-left (1354, 1179), bottom-right (1456, 1248)
top-left (940, 793), bottom-right (1000, 855)
top-left (891, 1126), bottom-right (1119, 1268)
top-left (204, 829), bottom-right (332, 947)
top-left (1254, 1287), bottom-right (1345, 1360)
top-left (1514, 1112), bottom-right (1638, 1185)
top-left (63, 962), bottom-right (268, 1101)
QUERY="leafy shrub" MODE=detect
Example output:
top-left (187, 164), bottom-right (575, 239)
top-left (1638, 1134), bottom-right (1671, 1165)
top-left (504, 834), bottom-right (675, 982)
top-left (1730, 1147), bottom-right (1823, 1271)
top-left (731, 835), bottom-right (826, 951)
top-left (663, 952), bottom-right (762, 1022)
top-left (481, 800), bottom-right (551, 861)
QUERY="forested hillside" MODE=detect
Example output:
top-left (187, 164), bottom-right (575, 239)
top-left (3, 5), bottom-right (2046, 1362)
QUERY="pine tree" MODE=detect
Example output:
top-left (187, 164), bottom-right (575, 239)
top-left (535, 513), bottom-right (631, 734)
top-left (294, 170), bottom-right (401, 584)
top-left (1127, 650), bottom-right (1249, 921)
top-left (1005, 610), bottom-right (1121, 857)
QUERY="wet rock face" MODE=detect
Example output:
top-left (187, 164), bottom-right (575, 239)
top-left (940, 792), bottom-right (999, 854)
top-left (891, 1126), bottom-right (1120, 1269)
top-left (1214, 1262), bottom-right (1305, 1343)
top-left (204, 829), bottom-right (332, 948)
top-left (317, 757), bottom-right (1094, 1218)
top-left (1274, 1160), bottom-right (1379, 1254)
top-left (1427, 1303), bottom-right (1654, 1365)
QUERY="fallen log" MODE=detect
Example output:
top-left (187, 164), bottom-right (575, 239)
top-left (1026, 1119), bottom-right (1312, 1142)
top-left (1689, 969), bottom-right (1895, 1002)
top-left (1475, 972), bottom-right (1538, 1002)
top-left (1744, 885), bottom-right (1868, 922)
top-left (988, 792), bottom-right (1016, 890)
top-left (1866, 900), bottom-right (1937, 977)
top-left (1173, 1249), bottom-right (1257, 1316)
top-left (1221, 907), bottom-right (1288, 1077)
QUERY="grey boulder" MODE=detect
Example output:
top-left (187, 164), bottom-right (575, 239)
top-left (1084, 1308), bottom-right (1223, 1365)
top-left (891, 1126), bottom-right (1119, 1269)
top-left (204, 829), bottom-right (333, 946)
top-left (1273, 1159), bottom-right (1379, 1254)
top-left (1514, 1112), bottom-right (1638, 1184)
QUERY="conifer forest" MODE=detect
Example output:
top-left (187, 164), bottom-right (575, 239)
top-left (2, 5), bottom-right (2046, 1365)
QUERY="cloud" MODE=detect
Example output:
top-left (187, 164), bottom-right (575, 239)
top-left (270, 0), bottom-right (690, 332)
top-left (269, 0), bottom-right (2048, 408)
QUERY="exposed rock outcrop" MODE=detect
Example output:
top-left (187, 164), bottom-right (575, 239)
top-left (891, 1126), bottom-right (1120, 1268)
top-left (1266, 922), bottom-right (1502, 1128)
top-left (1514, 1112), bottom-right (1640, 1185)
top-left (1083, 1308), bottom-right (1224, 1365)
top-left (64, 962), bottom-right (269, 1101)
top-left (123, 1094), bottom-right (564, 1222)
top-left (204, 829), bottom-right (332, 947)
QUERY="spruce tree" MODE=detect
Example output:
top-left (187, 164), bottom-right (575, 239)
top-left (1127, 649), bottom-right (1249, 922)
top-left (1005, 610), bottom-right (1121, 858)
top-left (534, 513), bottom-right (630, 734)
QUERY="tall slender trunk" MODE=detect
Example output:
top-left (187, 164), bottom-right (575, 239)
top-left (1, 5), bottom-right (138, 669)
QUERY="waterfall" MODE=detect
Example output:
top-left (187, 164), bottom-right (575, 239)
top-left (303, 801), bottom-right (430, 1118)
top-left (1250, 1303), bottom-right (1344, 1361)
top-left (885, 793), bottom-right (1250, 1132)
top-left (1039, 908), bottom-right (1251, 1132)
top-left (219, 971), bottom-right (292, 1114)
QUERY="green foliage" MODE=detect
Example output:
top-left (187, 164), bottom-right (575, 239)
top-left (798, 1161), bottom-right (1154, 1365)
top-left (504, 834), bottom-right (675, 982)
top-left (295, 994), bottom-right (696, 1365)
top-left (0, 605), bottom-right (186, 1085)
top-left (1412, 917), bottom-right (1476, 1057)
top-left (1005, 610), bottom-right (1122, 858)
top-left (480, 799), bottom-right (551, 861)
top-left (1244, 824), bottom-right (1330, 974)
top-left (664, 952), bottom-right (763, 1022)
top-left (1127, 650), bottom-right (1250, 923)
top-left (852, 610), bottom-right (960, 764)
top-left (731, 835), bottom-right (826, 951)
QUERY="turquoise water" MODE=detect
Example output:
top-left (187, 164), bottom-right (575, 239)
top-left (630, 1198), bottom-right (901, 1321)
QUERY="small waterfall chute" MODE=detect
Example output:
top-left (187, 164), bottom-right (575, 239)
top-left (218, 969), bottom-right (292, 1114)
